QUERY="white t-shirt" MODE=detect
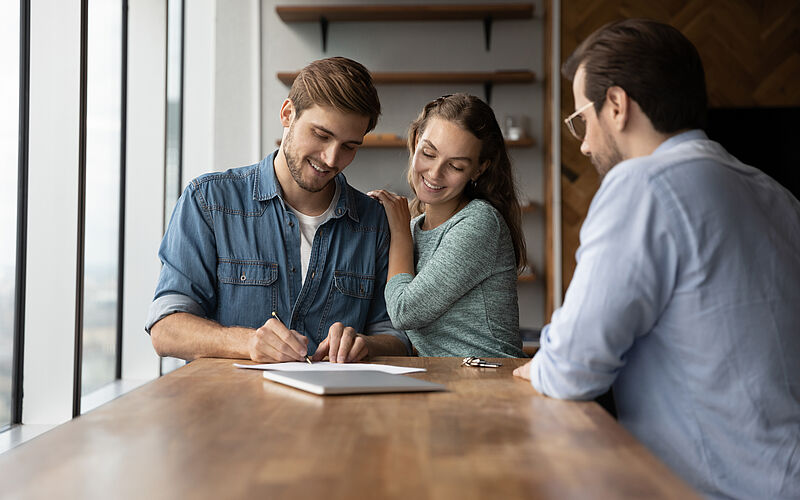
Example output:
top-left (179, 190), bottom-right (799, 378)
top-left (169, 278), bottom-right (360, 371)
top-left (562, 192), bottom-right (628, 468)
top-left (285, 182), bottom-right (340, 285)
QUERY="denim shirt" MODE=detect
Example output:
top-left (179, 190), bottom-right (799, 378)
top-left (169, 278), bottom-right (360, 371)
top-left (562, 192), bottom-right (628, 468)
top-left (146, 151), bottom-right (410, 354)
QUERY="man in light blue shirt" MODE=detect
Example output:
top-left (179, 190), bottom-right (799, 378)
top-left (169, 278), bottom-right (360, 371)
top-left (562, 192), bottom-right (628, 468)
top-left (514, 19), bottom-right (800, 499)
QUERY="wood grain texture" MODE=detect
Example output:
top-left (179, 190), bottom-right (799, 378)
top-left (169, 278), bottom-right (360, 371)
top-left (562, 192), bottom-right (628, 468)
top-left (557, 0), bottom-right (800, 294)
top-left (0, 358), bottom-right (698, 500)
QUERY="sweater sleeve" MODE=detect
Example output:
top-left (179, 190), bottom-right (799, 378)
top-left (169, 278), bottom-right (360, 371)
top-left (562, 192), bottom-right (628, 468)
top-left (385, 204), bottom-right (503, 330)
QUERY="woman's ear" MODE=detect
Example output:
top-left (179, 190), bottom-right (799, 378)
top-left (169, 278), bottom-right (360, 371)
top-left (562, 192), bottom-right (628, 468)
top-left (473, 160), bottom-right (490, 181)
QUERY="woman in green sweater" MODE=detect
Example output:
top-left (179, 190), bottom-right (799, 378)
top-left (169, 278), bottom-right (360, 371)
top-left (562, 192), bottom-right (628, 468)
top-left (368, 93), bottom-right (526, 357)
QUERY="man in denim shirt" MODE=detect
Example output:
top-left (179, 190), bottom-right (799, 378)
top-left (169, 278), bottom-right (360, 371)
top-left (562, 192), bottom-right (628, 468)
top-left (146, 57), bottom-right (410, 363)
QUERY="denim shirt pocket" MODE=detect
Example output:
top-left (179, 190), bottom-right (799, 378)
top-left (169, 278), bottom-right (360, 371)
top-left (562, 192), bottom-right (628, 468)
top-left (216, 259), bottom-right (278, 328)
top-left (334, 271), bottom-right (375, 299)
top-left (318, 270), bottom-right (375, 337)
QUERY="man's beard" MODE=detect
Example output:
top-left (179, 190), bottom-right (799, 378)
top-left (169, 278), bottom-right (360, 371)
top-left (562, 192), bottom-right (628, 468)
top-left (591, 126), bottom-right (624, 180)
top-left (282, 123), bottom-right (333, 193)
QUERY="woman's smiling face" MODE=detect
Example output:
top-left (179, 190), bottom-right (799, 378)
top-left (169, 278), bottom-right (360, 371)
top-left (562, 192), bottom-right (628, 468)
top-left (411, 117), bottom-right (484, 208)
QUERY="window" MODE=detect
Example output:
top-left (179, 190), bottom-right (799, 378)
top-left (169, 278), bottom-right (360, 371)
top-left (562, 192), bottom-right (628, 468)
top-left (164, 0), bottom-right (183, 229)
top-left (81, 0), bottom-right (123, 397)
top-left (0, 0), bottom-right (21, 429)
top-left (161, 0), bottom-right (184, 375)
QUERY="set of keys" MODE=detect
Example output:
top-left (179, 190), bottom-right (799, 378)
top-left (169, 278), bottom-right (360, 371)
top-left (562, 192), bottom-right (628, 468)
top-left (461, 356), bottom-right (502, 368)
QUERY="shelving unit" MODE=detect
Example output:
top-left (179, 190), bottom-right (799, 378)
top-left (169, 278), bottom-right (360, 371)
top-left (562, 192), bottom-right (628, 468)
top-left (276, 3), bottom-right (535, 51)
top-left (274, 2), bottom-right (544, 300)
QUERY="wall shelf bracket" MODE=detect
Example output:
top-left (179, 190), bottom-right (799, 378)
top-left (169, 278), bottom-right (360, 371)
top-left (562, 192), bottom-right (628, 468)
top-left (320, 16), bottom-right (329, 51)
top-left (483, 16), bottom-right (493, 51)
top-left (483, 81), bottom-right (493, 104)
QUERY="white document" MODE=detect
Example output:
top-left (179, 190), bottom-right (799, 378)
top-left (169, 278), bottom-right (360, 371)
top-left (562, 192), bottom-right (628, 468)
top-left (234, 361), bottom-right (425, 375)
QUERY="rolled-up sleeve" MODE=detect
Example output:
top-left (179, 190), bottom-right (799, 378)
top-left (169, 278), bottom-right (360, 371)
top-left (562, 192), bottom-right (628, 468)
top-left (144, 293), bottom-right (205, 334)
top-left (530, 167), bottom-right (679, 400)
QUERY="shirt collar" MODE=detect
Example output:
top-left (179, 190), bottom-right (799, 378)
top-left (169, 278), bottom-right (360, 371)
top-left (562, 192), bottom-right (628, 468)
top-left (653, 129), bottom-right (707, 155)
top-left (254, 150), bottom-right (359, 223)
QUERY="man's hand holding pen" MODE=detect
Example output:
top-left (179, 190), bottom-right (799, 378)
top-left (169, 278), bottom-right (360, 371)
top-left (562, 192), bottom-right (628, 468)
top-left (247, 314), bottom-right (310, 363)
top-left (248, 313), bottom-right (368, 364)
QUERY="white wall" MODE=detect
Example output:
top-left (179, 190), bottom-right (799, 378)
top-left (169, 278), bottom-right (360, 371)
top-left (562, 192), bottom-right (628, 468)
top-left (214, 0), bottom-right (262, 169)
top-left (259, 0), bottom-right (546, 328)
top-left (182, 0), bottom-right (263, 184)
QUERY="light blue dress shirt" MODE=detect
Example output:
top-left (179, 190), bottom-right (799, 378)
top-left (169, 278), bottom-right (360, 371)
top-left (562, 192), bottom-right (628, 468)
top-left (530, 130), bottom-right (800, 499)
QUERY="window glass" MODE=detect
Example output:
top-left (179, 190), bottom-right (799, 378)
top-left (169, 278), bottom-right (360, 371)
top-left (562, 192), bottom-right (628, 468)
top-left (0, 0), bottom-right (21, 427)
top-left (82, 0), bottom-right (122, 396)
top-left (164, 0), bottom-right (183, 229)
top-left (161, 0), bottom-right (184, 375)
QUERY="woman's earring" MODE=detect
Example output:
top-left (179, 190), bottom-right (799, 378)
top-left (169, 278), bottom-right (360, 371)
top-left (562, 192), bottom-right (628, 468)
top-left (471, 179), bottom-right (478, 188)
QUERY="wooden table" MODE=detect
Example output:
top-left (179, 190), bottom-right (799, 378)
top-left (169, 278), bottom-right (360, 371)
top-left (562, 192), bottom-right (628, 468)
top-left (0, 357), bottom-right (697, 499)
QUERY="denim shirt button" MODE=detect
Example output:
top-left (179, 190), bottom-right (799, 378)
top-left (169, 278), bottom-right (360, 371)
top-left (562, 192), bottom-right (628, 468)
top-left (291, 266), bottom-right (295, 272)
top-left (240, 273), bottom-right (246, 281)
top-left (335, 208), bottom-right (342, 216)
top-left (288, 220), bottom-right (294, 227)
top-left (311, 271), bottom-right (315, 278)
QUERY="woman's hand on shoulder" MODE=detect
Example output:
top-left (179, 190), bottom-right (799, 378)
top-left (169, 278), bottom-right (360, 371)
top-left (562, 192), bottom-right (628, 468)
top-left (367, 189), bottom-right (412, 235)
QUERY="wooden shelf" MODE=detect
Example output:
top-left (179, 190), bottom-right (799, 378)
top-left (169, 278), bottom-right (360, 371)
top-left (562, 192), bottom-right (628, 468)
top-left (276, 4), bottom-right (534, 51)
top-left (521, 201), bottom-right (540, 213)
top-left (506, 137), bottom-right (536, 148)
top-left (277, 70), bottom-right (535, 86)
top-left (276, 4), bottom-right (534, 23)
top-left (276, 134), bottom-right (535, 149)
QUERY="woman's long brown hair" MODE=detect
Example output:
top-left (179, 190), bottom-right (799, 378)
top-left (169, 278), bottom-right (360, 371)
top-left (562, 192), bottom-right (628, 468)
top-left (406, 93), bottom-right (528, 272)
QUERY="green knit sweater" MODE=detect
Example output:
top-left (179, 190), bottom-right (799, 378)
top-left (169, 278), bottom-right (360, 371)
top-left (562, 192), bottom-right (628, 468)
top-left (385, 199), bottom-right (524, 357)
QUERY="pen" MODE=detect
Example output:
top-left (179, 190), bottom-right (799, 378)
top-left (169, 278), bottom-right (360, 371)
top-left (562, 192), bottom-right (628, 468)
top-left (271, 311), bottom-right (312, 364)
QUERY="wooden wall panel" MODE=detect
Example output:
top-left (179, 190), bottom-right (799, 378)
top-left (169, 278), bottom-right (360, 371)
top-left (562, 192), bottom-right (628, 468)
top-left (558, 0), bottom-right (800, 296)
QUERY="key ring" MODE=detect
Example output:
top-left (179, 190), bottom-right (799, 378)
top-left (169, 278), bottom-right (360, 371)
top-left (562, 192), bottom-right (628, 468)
top-left (461, 356), bottom-right (502, 368)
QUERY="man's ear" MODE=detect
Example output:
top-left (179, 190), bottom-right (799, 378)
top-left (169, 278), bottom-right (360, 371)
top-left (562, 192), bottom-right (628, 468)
top-left (279, 99), bottom-right (295, 128)
top-left (605, 86), bottom-right (630, 132)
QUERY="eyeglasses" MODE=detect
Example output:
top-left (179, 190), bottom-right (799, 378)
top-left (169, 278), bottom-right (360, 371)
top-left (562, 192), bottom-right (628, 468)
top-left (563, 101), bottom-right (594, 141)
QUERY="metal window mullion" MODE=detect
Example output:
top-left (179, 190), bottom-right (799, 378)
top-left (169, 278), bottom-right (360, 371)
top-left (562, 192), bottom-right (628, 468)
top-left (12, 0), bottom-right (32, 426)
top-left (116, 0), bottom-right (128, 381)
top-left (72, 0), bottom-right (89, 418)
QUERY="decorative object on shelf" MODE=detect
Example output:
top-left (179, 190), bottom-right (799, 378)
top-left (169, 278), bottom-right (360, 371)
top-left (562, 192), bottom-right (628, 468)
top-left (275, 3), bottom-right (535, 51)
top-left (518, 265), bottom-right (537, 283)
top-left (520, 201), bottom-right (540, 213)
top-left (504, 115), bottom-right (526, 140)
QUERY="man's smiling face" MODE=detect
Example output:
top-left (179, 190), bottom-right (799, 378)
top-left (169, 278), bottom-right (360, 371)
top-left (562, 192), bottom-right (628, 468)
top-left (281, 103), bottom-right (369, 193)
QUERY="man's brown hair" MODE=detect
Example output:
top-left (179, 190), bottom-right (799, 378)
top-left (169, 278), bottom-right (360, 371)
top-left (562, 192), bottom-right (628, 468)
top-left (563, 18), bottom-right (707, 133)
top-left (288, 57), bottom-right (381, 134)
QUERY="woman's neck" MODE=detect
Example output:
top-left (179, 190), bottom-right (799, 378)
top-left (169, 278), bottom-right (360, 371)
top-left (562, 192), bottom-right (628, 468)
top-left (422, 197), bottom-right (469, 230)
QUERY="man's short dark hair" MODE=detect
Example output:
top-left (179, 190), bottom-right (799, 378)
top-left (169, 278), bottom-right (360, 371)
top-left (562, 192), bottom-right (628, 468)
top-left (563, 18), bottom-right (707, 133)
top-left (289, 57), bottom-right (381, 134)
